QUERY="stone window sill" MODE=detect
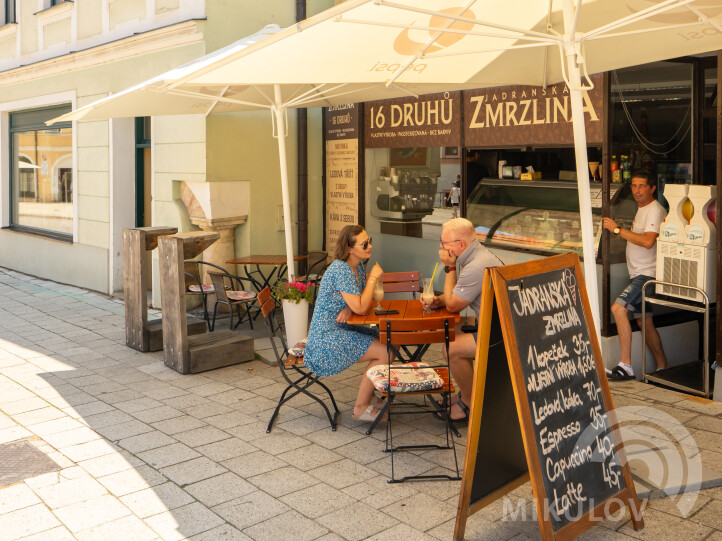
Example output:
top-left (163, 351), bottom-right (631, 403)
top-left (35, 1), bottom-right (74, 23)
top-left (2, 225), bottom-right (73, 244)
top-left (0, 22), bottom-right (18, 39)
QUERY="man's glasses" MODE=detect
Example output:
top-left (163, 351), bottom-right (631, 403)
top-left (440, 239), bottom-right (461, 248)
top-left (354, 237), bottom-right (372, 250)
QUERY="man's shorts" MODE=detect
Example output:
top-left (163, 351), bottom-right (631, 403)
top-left (614, 274), bottom-right (656, 317)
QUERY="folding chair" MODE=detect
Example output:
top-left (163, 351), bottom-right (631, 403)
top-left (381, 271), bottom-right (421, 299)
top-left (207, 271), bottom-right (257, 331)
top-left (381, 271), bottom-right (423, 362)
top-left (374, 317), bottom-right (461, 483)
top-left (258, 287), bottom-right (340, 433)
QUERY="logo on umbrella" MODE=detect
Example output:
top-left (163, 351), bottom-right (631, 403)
top-left (393, 7), bottom-right (476, 55)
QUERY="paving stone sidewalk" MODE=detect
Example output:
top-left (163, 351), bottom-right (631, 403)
top-left (1, 266), bottom-right (721, 540)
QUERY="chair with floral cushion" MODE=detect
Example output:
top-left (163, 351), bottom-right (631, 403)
top-left (258, 286), bottom-right (339, 433)
top-left (370, 316), bottom-right (461, 483)
top-left (207, 271), bottom-right (257, 331)
top-left (183, 260), bottom-right (234, 331)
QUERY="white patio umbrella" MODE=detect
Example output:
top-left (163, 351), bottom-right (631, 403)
top-left (53, 0), bottom-right (722, 333)
top-left (49, 23), bottom-right (465, 284)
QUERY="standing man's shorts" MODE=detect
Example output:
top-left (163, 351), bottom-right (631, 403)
top-left (614, 274), bottom-right (656, 317)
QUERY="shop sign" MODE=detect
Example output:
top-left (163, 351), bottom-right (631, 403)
top-left (464, 75), bottom-right (603, 146)
top-left (326, 103), bottom-right (359, 140)
top-left (364, 91), bottom-right (461, 148)
top-left (325, 104), bottom-right (360, 255)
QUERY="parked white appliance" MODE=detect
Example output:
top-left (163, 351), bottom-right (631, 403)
top-left (657, 184), bottom-right (717, 302)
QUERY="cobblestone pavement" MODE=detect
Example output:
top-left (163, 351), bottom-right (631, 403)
top-left (1, 267), bottom-right (722, 540)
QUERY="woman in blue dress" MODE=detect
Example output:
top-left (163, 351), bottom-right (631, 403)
top-left (304, 225), bottom-right (388, 422)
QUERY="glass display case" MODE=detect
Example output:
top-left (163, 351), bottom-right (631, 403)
top-left (466, 179), bottom-right (636, 261)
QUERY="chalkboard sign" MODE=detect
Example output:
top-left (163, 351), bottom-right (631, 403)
top-left (455, 254), bottom-right (643, 541)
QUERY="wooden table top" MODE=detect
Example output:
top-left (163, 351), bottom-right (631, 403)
top-left (226, 254), bottom-right (308, 266)
top-left (347, 299), bottom-right (461, 326)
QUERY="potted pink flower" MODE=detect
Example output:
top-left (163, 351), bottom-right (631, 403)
top-left (272, 280), bottom-right (315, 304)
top-left (273, 280), bottom-right (315, 346)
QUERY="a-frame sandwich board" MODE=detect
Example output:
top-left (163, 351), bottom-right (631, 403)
top-left (455, 253), bottom-right (643, 541)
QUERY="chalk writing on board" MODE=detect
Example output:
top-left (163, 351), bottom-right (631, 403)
top-left (507, 267), bottom-right (625, 530)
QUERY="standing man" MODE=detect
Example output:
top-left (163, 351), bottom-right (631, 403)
top-left (422, 218), bottom-right (502, 422)
top-left (602, 170), bottom-right (669, 380)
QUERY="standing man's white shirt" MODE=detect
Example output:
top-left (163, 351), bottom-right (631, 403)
top-left (626, 199), bottom-right (666, 278)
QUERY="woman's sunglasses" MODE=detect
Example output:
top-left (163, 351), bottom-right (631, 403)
top-left (353, 237), bottom-right (372, 250)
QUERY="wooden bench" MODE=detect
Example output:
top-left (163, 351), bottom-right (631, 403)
top-left (122, 226), bottom-right (206, 352)
top-left (158, 232), bottom-right (254, 374)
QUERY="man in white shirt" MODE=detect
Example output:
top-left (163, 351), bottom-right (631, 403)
top-left (602, 170), bottom-right (669, 380)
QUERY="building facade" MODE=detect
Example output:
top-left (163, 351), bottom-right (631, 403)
top-left (0, 0), bottom-right (333, 298)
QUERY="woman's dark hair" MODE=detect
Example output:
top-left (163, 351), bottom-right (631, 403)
top-left (335, 224), bottom-right (364, 261)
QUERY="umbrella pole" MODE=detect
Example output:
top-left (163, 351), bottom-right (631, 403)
top-left (563, 1), bottom-right (602, 343)
top-left (273, 85), bottom-right (297, 282)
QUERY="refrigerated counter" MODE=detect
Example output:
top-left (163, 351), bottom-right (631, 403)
top-left (466, 178), bottom-right (633, 261)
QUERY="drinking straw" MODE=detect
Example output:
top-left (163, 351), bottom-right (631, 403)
top-left (429, 262), bottom-right (439, 285)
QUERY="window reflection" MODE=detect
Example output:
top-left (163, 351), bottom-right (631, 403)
top-left (12, 125), bottom-right (73, 235)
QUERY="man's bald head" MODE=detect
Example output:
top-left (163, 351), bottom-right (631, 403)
top-left (442, 218), bottom-right (477, 244)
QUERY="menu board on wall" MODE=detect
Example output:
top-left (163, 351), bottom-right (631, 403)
top-left (364, 91), bottom-right (461, 148)
top-left (464, 75), bottom-right (604, 147)
top-left (325, 104), bottom-right (360, 256)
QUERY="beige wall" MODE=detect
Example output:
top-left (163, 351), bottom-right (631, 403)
top-left (0, 231), bottom-right (109, 292)
top-left (0, 25), bottom-right (206, 293)
top-left (0, 0), bottom-right (335, 294)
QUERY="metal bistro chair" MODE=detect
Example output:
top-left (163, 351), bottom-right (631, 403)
top-left (299, 250), bottom-right (331, 308)
top-left (207, 271), bottom-right (257, 331)
top-left (184, 260), bottom-right (232, 331)
top-left (381, 271), bottom-right (422, 362)
top-left (375, 316), bottom-right (461, 483)
top-left (258, 287), bottom-right (340, 433)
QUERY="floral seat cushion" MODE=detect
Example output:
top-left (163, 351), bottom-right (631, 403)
top-left (227, 291), bottom-right (256, 301)
top-left (366, 362), bottom-right (444, 393)
top-left (188, 284), bottom-right (213, 293)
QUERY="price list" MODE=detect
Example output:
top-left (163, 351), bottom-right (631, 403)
top-left (506, 267), bottom-right (625, 530)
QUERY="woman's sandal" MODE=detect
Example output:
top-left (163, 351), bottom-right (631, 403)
top-left (353, 404), bottom-right (386, 422)
top-left (434, 396), bottom-right (470, 423)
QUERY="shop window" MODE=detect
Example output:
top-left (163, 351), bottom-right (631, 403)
top-left (366, 146), bottom-right (450, 240)
top-left (9, 105), bottom-right (73, 238)
top-left (611, 61), bottom-right (693, 187)
top-left (2, 0), bottom-right (16, 24)
top-left (702, 65), bottom-right (717, 184)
